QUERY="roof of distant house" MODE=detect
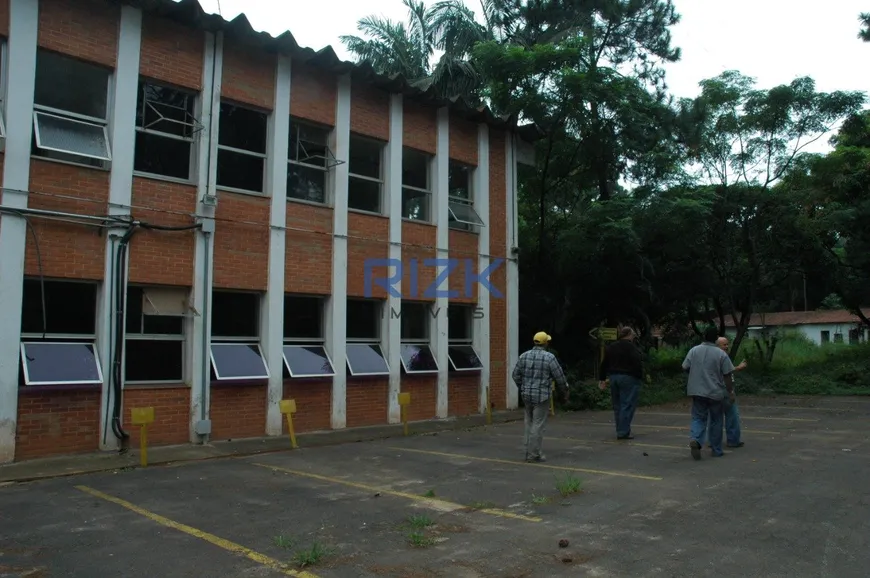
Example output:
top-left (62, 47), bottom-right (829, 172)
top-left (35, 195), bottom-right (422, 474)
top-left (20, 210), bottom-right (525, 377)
top-left (116, 0), bottom-right (544, 142)
top-left (723, 309), bottom-right (870, 327)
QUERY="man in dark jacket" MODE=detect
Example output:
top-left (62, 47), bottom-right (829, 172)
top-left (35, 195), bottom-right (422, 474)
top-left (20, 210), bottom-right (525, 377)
top-left (598, 327), bottom-right (644, 440)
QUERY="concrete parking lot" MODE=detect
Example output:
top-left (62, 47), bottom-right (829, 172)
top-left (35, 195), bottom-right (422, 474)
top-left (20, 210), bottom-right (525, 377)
top-left (1, 395), bottom-right (869, 577)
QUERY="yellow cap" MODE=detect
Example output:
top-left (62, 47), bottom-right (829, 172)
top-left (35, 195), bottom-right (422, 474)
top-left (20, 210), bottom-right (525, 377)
top-left (533, 331), bottom-right (551, 345)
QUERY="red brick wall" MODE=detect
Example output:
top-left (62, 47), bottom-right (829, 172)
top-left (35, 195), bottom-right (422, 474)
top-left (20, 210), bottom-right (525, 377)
top-left (347, 213), bottom-right (389, 298)
top-left (26, 160), bottom-right (108, 279)
top-left (351, 84), bottom-right (390, 140)
top-left (346, 379), bottom-right (388, 428)
top-left (37, 0), bottom-right (118, 68)
top-left (221, 40), bottom-right (275, 110)
top-left (285, 204), bottom-right (333, 294)
top-left (449, 375), bottom-right (479, 417)
top-left (402, 222), bottom-right (436, 299)
top-left (450, 118), bottom-right (478, 166)
top-left (404, 102), bottom-right (437, 154)
top-left (139, 14), bottom-right (203, 90)
top-left (488, 131), bottom-right (508, 409)
top-left (0, 0), bottom-right (9, 36)
top-left (129, 177), bottom-right (197, 285)
top-left (15, 388), bottom-right (101, 460)
top-left (448, 229), bottom-right (479, 303)
top-left (282, 381), bottom-right (331, 433)
top-left (401, 375), bottom-right (437, 421)
top-left (290, 63), bottom-right (336, 126)
top-left (212, 192), bottom-right (269, 290)
top-left (209, 385), bottom-right (267, 440)
top-left (122, 387), bottom-right (190, 447)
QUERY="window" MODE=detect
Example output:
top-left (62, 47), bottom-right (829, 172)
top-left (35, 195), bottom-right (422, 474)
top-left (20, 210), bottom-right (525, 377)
top-left (821, 330), bottom-right (830, 344)
top-left (834, 332), bottom-right (844, 344)
top-left (447, 303), bottom-right (483, 371)
top-left (447, 161), bottom-right (485, 230)
top-left (125, 286), bottom-right (186, 383)
top-left (210, 290), bottom-right (269, 381)
top-left (348, 135), bottom-right (384, 213)
top-left (402, 148), bottom-right (432, 221)
top-left (346, 299), bottom-right (389, 376)
top-left (216, 102), bottom-right (267, 193)
top-left (849, 328), bottom-right (860, 344)
top-left (283, 295), bottom-right (335, 378)
top-left (288, 119), bottom-right (334, 204)
top-left (399, 301), bottom-right (438, 374)
top-left (19, 278), bottom-right (102, 386)
top-left (32, 49), bottom-right (111, 166)
top-left (134, 80), bottom-right (200, 181)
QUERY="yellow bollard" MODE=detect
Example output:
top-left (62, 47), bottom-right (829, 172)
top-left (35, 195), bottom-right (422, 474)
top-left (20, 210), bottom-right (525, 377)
top-left (130, 407), bottom-right (155, 467)
top-left (398, 392), bottom-right (411, 435)
top-left (279, 399), bottom-right (298, 449)
top-left (485, 386), bottom-right (492, 425)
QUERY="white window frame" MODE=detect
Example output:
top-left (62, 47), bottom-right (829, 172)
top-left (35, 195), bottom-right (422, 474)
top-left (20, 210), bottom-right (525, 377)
top-left (133, 79), bottom-right (201, 183)
top-left (283, 294), bottom-right (335, 378)
top-left (448, 161), bottom-right (485, 229)
top-left (348, 134), bottom-right (385, 214)
top-left (124, 286), bottom-right (186, 385)
top-left (287, 118), bottom-right (334, 205)
top-left (210, 291), bottom-right (269, 381)
top-left (447, 304), bottom-right (483, 372)
top-left (0, 39), bottom-right (8, 140)
top-left (32, 49), bottom-right (112, 165)
top-left (401, 147), bottom-right (432, 222)
top-left (215, 101), bottom-right (268, 195)
top-left (19, 341), bottom-right (104, 386)
top-left (346, 299), bottom-right (390, 376)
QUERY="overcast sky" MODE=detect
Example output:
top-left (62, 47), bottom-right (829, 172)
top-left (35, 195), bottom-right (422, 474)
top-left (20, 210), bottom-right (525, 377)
top-left (195, 0), bottom-right (870, 152)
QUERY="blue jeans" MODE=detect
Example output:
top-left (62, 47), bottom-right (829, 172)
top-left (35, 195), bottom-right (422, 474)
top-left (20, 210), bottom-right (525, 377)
top-left (691, 396), bottom-right (724, 456)
top-left (610, 374), bottom-right (641, 438)
top-left (704, 398), bottom-right (741, 446)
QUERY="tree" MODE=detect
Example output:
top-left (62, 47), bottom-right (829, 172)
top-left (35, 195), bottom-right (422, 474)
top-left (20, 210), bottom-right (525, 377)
top-left (859, 12), bottom-right (870, 41)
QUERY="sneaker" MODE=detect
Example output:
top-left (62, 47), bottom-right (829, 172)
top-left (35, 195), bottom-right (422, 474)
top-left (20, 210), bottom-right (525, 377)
top-left (526, 455), bottom-right (546, 463)
top-left (726, 442), bottom-right (745, 448)
top-left (690, 440), bottom-right (702, 460)
top-left (617, 434), bottom-right (635, 440)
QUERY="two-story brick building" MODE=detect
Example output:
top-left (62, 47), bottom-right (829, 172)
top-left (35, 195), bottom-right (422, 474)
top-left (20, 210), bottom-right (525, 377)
top-left (0, 0), bottom-right (537, 464)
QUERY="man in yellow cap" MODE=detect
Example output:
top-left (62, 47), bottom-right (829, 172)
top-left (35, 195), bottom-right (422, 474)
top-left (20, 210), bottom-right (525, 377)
top-left (512, 331), bottom-right (569, 462)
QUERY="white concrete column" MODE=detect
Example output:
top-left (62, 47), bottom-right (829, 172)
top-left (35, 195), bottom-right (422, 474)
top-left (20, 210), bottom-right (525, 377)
top-left (97, 5), bottom-right (143, 451)
top-left (188, 31), bottom-right (222, 442)
top-left (433, 107), bottom-right (449, 418)
top-left (327, 73), bottom-right (351, 429)
top-left (0, 0), bottom-right (38, 464)
top-left (263, 56), bottom-right (291, 436)
top-left (385, 94), bottom-right (403, 424)
top-left (505, 132), bottom-right (520, 410)
top-left (474, 125), bottom-right (491, 413)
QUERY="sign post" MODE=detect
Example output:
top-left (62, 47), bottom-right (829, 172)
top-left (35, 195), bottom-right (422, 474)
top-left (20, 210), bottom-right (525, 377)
top-left (279, 399), bottom-right (298, 449)
top-left (130, 407), bottom-right (155, 467)
top-left (398, 392), bottom-right (411, 436)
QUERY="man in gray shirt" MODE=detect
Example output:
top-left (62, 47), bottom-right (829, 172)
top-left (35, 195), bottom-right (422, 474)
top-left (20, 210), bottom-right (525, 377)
top-left (682, 325), bottom-right (736, 460)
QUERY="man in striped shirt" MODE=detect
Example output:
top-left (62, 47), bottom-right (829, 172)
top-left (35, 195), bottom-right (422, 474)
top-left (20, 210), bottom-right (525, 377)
top-left (512, 331), bottom-right (569, 462)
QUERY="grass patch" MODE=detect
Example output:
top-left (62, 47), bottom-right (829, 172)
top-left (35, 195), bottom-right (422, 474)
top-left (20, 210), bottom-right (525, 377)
top-left (555, 473), bottom-right (582, 497)
top-left (291, 541), bottom-right (334, 568)
top-left (531, 493), bottom-right (551, 505)
top-left (273, 534), bottom-right (295, 549)
top-left (407, 530), bottom-right (436, 548)
top-left (422, 489), bottom-right (436, 498)
top-left (406, 514), bottom-right (434, 529)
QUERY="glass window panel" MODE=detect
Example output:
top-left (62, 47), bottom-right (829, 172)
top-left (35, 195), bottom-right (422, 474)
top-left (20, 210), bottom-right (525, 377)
top-left (35, 113), bottom-right (110, 160)
top-left (283, 345), bottom-right (335, 377)
top-left (211, 292), bottom-right (259, 338)
top-left (134, 130), bottom-right (192, 179)
top-left (400, 344), bottom-right (438, 373)
top-left (125, 340), bottom-right (183, 382)
top-left (21, 342), bottom-right (102, 385)
top-left (448, 305), bottom-right (472, 341)
top-left (402, 188), bottom-right (430, 221)
top-left (346, 300), bottom-right (380, 340)
top-left (401, 302), bottom-right (429, 340)
top-left (448, 162), bottom-right (472, 199)
top-left (217, 103), bottom-right (267, 153)
top-left (283, 296), bottom-right (323, 339)
top-left (348, 137), bottom-right (382, 179)
top-left (402, 148), bottom-right (429, 189)
top-left (22, 279), bottom-right (97, 335)
top-left (348, 177), bottom-right (381, 213)
top-left (290, 122), bottom-right (330, 165)
top-left (448, 345), bottom-right (483, 371)
top-left (210, 343), bottom-right (269, 380)
top-left (346, 343), bottom-right (390, 375)
top-left (137, 83), bottom-right (196, 138)
top-left (34, 49), bottom-right (109, 119)
top-left (448, 201), bottom-right (485, 226)
top-left (288, 163), bottom-right (326, 203)
top-left (216, 148), bottom-right (264, 192)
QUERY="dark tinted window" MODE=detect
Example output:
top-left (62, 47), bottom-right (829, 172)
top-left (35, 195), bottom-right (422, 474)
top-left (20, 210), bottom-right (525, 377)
top-left (211, 291), bottom-right (259, 338)
top-left (448, 345), bottom-right (483, 370)
top-left (400, 344), bottom-right (438, 373)
top-left (21, 279), bottom-right (97, 335)
top-left (347, 300), bottom-right (380, 340)
top-left (284, 296), bottom-right (323, 339)
top-left (125, 340), bottom-right (183, 382)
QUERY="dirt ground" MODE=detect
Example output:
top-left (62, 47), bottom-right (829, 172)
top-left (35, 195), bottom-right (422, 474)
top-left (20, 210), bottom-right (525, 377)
top-left (1, 395), bottom-right (869, 577)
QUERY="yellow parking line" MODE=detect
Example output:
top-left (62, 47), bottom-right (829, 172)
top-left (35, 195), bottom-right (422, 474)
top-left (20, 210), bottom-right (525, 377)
top-left (590, 423), bottom-right (782, 435)
top-left (492, 432), bottom-right (687, 452)
top-left (75, 485), bottom-right (317, 578)
top-left (252, 463), bottom-right (541, 523)
top-left (736, 405), bottom-right (854, 412)
top-left (638, 412), bottom-right (819, 422)
top-left (386, 447), bottom-right (663, 481)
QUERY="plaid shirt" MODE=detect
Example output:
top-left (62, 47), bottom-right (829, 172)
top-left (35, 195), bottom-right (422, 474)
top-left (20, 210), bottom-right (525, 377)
top-left (512, 346), bottom-right (568, 404)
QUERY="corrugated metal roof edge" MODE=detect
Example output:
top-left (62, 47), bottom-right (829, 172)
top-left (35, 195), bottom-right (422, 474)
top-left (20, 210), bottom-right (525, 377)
top-left (115, 0), bottom-right (545, 142)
